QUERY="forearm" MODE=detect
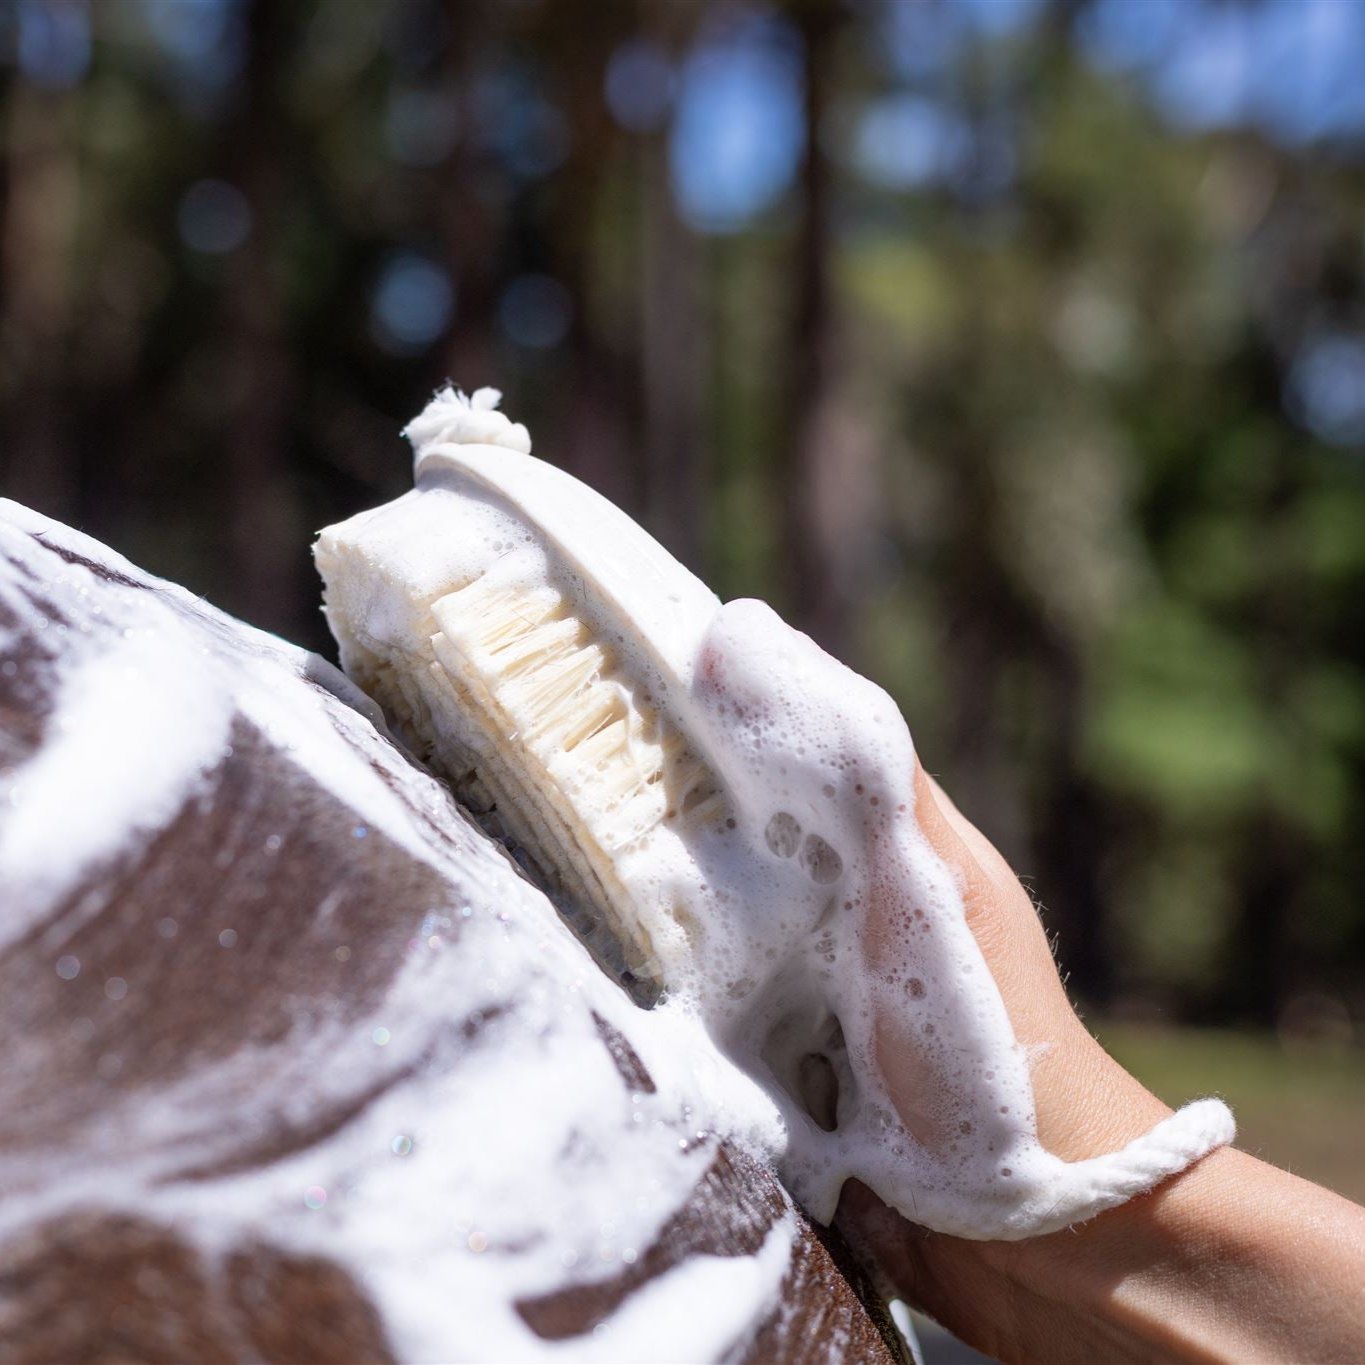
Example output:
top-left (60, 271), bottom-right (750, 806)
top-left (846, 1146), bottom-right (1365, 1364)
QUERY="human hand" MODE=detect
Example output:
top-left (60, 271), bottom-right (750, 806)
top-left (837, 763), bottom-right (1365, 1364)
top-left (907, 763), bottom-right (1171, 1165)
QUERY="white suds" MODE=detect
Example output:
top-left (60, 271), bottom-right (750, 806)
top-left (2, 501), bottom-right (804, 1363)
top-left (541, 1214), bottom-right (797, 1363)
top-left (0, 618), bottom-right (229, 950)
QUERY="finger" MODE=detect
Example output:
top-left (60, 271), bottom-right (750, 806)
top-left (912, 761), bottom-right (1166, 1159)
top-left (912, 762), bottom-right (1062, 1019)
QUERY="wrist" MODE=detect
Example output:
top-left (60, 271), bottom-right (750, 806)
top-left (856, 1147), bottom-right (1230, 1365)
top-left (836, 1053), bottom-right (1212, 1363)
top-left (866, 1143), bottom-right (1365, 1365)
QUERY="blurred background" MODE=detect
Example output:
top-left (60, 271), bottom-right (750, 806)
top-left (1, 0), bottom-right (1361, 1230)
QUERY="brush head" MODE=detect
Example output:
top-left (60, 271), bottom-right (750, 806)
top-left (316, 389), bottom-right (726, 1003)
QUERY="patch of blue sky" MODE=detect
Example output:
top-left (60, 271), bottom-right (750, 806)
top-left (878, 0), bottom-right (1048, 81)
top-left (853, 93), bottom-right (974, 191)
top-left (468, 64), bottom-right (570, 180)
top-left (1245, 0), bottom-right (1365, 145)
top-left (1150, 3), bottom-right (1250, 133)
top-left (605, 37), bottom-right (675, 134)
top-left (878, 1), bottom-right (968, 81)
top-left (370, 252), bottom-right (454, 356)
top-left (669, 13), bottom-right (805, 235)
top-left (1286, 331), bottom-right (1365, 451)
top-left (954, 0), bottom-right (1050, 39)
top-left (1077, 0), bottom-right (1187, 72)
top-left (17, 0), bottom-right (90, 90)
top-left (1083, 0), bottom-right (1365, 145)
top-left (138, 0), bottom-right (243, 111)
top-left (879, 0), bottom-right (1365, 151)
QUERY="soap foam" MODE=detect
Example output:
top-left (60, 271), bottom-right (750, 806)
top-left (1, 501), bottom-right (805, 1363)
top-left (657, 600), bottom-right (1055, 1230)
top-left (317, 392), bottom-right (1236, 1242)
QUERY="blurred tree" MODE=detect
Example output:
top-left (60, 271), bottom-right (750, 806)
top-left (1, 0), bottom-right (1364, 1039)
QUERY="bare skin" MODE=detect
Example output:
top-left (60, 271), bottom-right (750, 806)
top-left (836, 764), bottom-right (1365, 1365)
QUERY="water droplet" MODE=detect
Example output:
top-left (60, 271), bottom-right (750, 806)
top-left (304, 1185), bottom-right (328, 1210)
top-left (104, 977), bottom-right (127, 1002)
top-left (55, 955), bottom-right (80, 981)
top-left (218, 929), bottom-right (238, 949)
